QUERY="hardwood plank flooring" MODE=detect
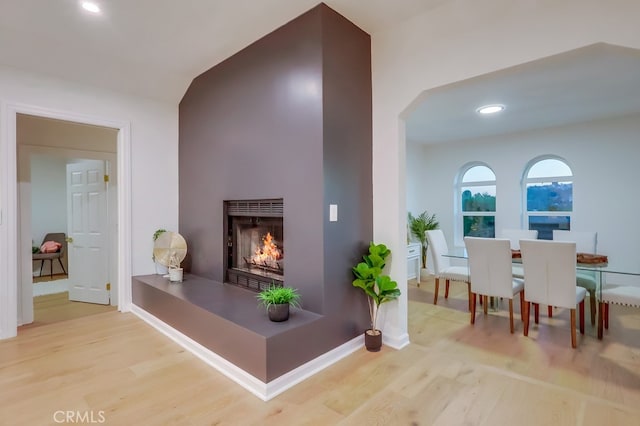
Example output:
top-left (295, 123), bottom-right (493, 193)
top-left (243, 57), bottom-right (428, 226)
top-left (18, 292), bottom-right (117, 330)
top-left (1, 277), bottom-right (639, 425)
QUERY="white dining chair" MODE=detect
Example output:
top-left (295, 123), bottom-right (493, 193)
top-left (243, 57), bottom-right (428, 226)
top-left (598, 285), bottom-right (640, 339)
top-left (520, 239), bottom-right (586, 348)
top-left (500, 228), bottom-right (538, 250)
top-left (553, 230), bottom-right (598, 325)
top-left (464, 237), bottom-right (525, 333)
top-left (499, 228), bottom-right (538, 278)
top-left (426, 230), bottom-right (470, 309)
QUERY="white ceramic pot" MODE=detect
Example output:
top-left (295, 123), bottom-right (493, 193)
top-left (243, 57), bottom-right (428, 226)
top-left (169, 267), bottom-right (183, 282)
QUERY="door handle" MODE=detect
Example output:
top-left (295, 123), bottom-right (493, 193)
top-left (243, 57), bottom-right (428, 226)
top-left (66, 237), bottom-right (74, 243)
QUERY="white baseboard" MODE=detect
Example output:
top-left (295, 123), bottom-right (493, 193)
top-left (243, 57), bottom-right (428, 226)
top-left (130, 304), bottom-right (364, 401)
top-left (383, 332), bottom-right (410, 350)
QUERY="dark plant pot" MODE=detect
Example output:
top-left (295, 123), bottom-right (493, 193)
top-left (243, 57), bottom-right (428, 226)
top-left (364, 329), bottom-right (382, 352)
top-left (268, 303), bottom-right (290, 322)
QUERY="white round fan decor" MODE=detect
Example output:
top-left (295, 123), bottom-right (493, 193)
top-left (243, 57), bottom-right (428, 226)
top-left (153, 231), bottom-right (187, 267)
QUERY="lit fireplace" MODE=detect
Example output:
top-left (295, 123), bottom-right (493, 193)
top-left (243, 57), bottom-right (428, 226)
top-left (247, 232), bottom-right (283, 271)
top-left (224, 199), bottom-right (284, 291)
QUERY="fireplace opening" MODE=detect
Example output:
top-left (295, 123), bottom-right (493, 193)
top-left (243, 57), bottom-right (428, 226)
top-left (225, 199), bottom-right (284, 291)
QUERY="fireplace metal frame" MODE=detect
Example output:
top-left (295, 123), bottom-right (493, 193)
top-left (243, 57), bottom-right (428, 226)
top-left (224, 198), bottom-right (284, 292)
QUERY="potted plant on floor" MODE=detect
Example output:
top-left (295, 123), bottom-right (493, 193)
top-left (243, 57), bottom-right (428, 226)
top-left (257, 285), bottom-right (301, 322)
top-left (352, 242), bottom-right (401, 351)
top-left (408, 211), bottom-right (439, 269)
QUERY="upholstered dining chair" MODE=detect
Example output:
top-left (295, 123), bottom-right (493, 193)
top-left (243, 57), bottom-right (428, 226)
top-left (598, 285), bottom-right (640, 339)
top-left (464, 237), bottom-right (525, 333)
top-left (520, 239), bottom-right (586, 348)
top-left (553, 230), bottom-right (598, 325)
top-left (499, 228), bottom-right (538, 278)
top-left (426, 229), bottom-right (470, 309)
top-left (32, 232), bottom-right (67, 279)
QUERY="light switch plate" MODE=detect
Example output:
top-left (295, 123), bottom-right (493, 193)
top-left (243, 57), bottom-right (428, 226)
top-left (329, 204), bottom-right (338, 222)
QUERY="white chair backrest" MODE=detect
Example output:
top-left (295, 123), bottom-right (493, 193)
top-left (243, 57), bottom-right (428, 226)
top-left (520, 239), bottom-right (577, 309)
top-left (552, 230), bottom-right (597, 253)
top-left (464, 237), bottom-right (514, 298)
top-left (499, 228), bottom-right (538, 250)
top-left (426, 229), bottom-right (451, 273)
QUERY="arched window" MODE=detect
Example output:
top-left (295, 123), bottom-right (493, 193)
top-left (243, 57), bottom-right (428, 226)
top-left (457, 163), bottom-right (496, 242)
top-left (523, 156), bottom-right (573, 240)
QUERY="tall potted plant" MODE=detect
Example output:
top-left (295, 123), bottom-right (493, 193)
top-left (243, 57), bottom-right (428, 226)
top-left (408, 211), bottom-right (439, 269)
top-left (352, 242), bottom-right (401, 351)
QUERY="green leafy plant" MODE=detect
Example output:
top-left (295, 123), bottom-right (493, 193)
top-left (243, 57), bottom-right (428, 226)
top-left (408, 211), bottom-right (439, 268)
top-left (257, 285), bottom-right (301, 310)
top-left (352, 242), bottom-right (401, 332)
top-left (152, 229), bottom-right (167, 261)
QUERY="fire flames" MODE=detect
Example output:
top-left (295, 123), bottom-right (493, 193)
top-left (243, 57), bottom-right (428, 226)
top-left (252, 232), bottom-right (283, 268)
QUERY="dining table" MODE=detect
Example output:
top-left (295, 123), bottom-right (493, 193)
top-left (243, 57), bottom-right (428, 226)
top-left (444, 246), bottom-right (640, 339)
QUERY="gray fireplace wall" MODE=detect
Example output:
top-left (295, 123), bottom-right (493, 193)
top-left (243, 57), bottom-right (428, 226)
top-left (179, 3), bottom-right (372, 339)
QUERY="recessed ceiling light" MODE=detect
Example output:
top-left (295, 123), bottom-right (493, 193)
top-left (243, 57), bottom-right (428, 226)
top-left (81, 2), bottom-right (101, 13)
top-left (476, 104), bottom-right (505, 115)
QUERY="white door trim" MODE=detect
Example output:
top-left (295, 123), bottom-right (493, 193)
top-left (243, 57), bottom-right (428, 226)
top-left (0, 102), bottom-right (132, 339)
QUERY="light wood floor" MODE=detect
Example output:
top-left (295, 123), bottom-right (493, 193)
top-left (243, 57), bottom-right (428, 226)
top-left (33, 272), bottom-right (68, 283)
top-left (2, 277), bottom-right (639, 425)
top-left (19, 292), bottom-right (117, 330)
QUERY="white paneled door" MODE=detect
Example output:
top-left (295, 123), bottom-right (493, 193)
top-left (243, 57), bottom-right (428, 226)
top-left (66, 160), bottom-right (110, 304)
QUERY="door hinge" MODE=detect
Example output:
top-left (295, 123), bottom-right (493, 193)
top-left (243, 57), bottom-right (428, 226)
top-left (106, 282), bottom-right (111, 291)
top-left (104, 174), bottom-right (110, 183)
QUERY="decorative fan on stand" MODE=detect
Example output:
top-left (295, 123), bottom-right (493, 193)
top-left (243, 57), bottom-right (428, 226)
top-left (153, 231), bottom-right (187, 282)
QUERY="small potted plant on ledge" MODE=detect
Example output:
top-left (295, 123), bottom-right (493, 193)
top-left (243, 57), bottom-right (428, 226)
top-left (152, 229), bottom-right (167, 274)
top-left (257, 285), bottom-right (301, 322)
top-left (352, 242), bottom-right (401, 352)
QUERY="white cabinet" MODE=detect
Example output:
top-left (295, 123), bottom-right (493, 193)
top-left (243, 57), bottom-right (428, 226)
top-left (407, 243), bottom-right (421, 283)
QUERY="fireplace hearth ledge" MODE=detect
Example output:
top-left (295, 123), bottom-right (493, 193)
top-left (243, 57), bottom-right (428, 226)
top-left (131, 274), bottom-right (363, 399)
top-left (130, 303), bottom-right (362, 401)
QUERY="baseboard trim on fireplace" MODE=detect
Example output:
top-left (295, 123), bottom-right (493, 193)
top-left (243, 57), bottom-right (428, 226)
top-left (130, 303), bottom-right (364, 401)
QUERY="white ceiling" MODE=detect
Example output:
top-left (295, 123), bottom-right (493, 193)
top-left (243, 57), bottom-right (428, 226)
top-left (0, 0), bottom-right (445, 102)
top-left (406, 43), bottom-right (640, 145)
top-left (3, 2), bottom-right (639, 144)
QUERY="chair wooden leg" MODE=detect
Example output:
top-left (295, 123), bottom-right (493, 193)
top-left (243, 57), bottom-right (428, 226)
top-left (534, 303), bottom-right (539, 324)
top-left (509, 299), bottom-right (514, 334)
top-left (589, 290), bottom-right (596, 326)
top-left (570, 308), bottom-right (577, 348)
top-left (434, 278), bottom-right (440, 305)
top-left (467, 283), bottom-right (471, 312)
top-left (520, 292), bottom-right (525, 321)
top-left (548, 305), bottom-right (553, 318)
top-left (49, 259), bottom-right (54, 279)
top-left (604, 303), bottom-right (609, 329)
top-left (39, 260), bottom-right (45, 278)
top-left (58, 258), bottom-right (67, 275)
top-left (524, 301), bottom-right (530, 336)
top-left (483, 295), bottom-right (488, 315)
top-left (470, 291), bottom-right (476, 325)
top-left (445, 280), bottom-right (450, 298)
top-left (579, 300), bottom-right (585, 335)
top-left (598, 301), bottom-right (605, 339)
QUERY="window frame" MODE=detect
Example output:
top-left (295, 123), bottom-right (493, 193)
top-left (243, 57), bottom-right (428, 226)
top-left (522, 155), bottom-right (573, 239)
top-left (455, 162), bottom-right (496, 246)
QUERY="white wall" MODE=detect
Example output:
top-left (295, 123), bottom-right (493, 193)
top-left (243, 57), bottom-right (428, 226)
top-left (30, 154), bottom-right (67, 248)
top-left (0, 65), bottom-right (179, 272)
top-left (0, 65), bottom-right (179, 337)
top-left (408, 114), bottom-right (640, 268)
top-left (371, 0), bottom-right (640, 345)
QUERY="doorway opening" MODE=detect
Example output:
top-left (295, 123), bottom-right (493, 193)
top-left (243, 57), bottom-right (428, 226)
top-left (17, 114), bottom-right (119, 328)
